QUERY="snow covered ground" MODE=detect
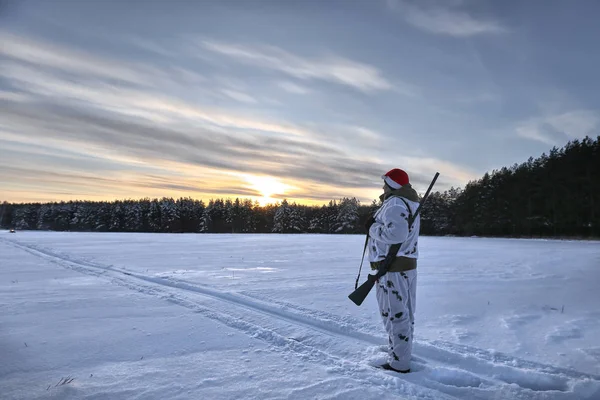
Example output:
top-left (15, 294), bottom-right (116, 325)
top-left (1, 231), bottom-right (599, 399)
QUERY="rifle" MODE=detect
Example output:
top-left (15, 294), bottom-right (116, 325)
top-left (348, 172), bottom-right (439, 306)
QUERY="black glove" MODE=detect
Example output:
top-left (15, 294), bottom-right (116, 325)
top-left (364, 216), bottom-right (376, 232)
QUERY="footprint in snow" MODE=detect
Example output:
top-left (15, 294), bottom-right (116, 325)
top-left (545, 317), bottom-right (598, 344)
top-left (452, 328), bottom-right (478, 342)
top-left (501, 314), bottom-right (542, 330)
top-left (449, 314), bottom-right (479, 325)
top-left (545, 325), bottom-right (584, 344)
top-left (427, 367), bottom-right (487, 388)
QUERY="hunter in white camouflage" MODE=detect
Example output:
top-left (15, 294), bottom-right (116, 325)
top-left (367, 168), bottom-right (420, 373)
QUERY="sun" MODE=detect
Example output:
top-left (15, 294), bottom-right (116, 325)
top-left (245, 175), bottom-right (288, 205)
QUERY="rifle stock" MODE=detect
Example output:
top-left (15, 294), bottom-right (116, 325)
top-left (348, 273), bottom-right (378, 306)
top-left (347, 249), bottom-right (395, 305)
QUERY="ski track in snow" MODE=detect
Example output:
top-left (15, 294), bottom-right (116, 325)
top-left (3, 237), bottom-right (600, 400)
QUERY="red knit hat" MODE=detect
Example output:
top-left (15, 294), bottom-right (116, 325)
top-left (382, 168), bottom-right (409, 189)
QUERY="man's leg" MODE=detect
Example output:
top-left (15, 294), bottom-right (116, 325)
top-left (402, 270), bottom-right (417, 367)
top-left (375, 278), bottom-right (393, 360)
top-left (385, 272), bottom-right (413, 371)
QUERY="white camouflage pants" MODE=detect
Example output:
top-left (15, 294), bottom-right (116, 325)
top-left (375, 269), bottom-right (417, 371)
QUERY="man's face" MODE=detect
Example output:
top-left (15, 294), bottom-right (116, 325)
top-left (383, 183), bottom-right (392, 194)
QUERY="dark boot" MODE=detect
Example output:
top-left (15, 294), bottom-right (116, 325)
top-left (379, 363), bottom-right (410, 373)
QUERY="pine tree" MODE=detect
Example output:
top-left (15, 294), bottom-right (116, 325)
top-left (272, 199), bottom-right (291, 233)
top-left (201, 200), bottom-right (214, 233)
top-left (147, 199), bottom-right (162, 232)
top-left (288, 202), bottom-right (306, 232)
top-left (78, 202), bottom-right (97, 231)
top-left (37, 204), bottom-right (53, 230)
top-left (69, 202), bottom-right (83, 231)
top-left (241, 199), bottom-right (257, 233)
top-left (160, 197), bottom-right (179, 232)
top-left (0, 202), bottom-right (14, 228)
top-left (194, 199), bottom-right (205, 232)
top-left (227, 198), bottom-right (244, 233)
top-left (14, 205), bottom-right (35, 230)
top-left (176, 197), bottom-right (202, 233)
top-left (124, 200), bottom-right (142, 232)
top-left (335, 197), bottom-right (360, 233)
top-left (110, 201), bottom-right (125, 232)
top-left (308, 205), bottom-right (327, 233)
top-left (324, 200), bottom-right (339, 233)
top-left (139, 198), bottom-right (152, 232)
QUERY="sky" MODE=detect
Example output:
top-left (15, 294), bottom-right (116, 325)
top-left (1, 0), bottom-right (599, 206)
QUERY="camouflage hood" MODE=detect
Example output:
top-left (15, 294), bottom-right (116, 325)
top-left (379, 183), bottom-right (420, 203)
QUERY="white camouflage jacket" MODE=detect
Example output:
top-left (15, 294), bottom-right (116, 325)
top-left (368, 191), bottom-right (420, 263)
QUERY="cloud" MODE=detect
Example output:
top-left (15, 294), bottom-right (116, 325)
top-left (0, 56), bottom-right (312, 137)
top-left (0, 32), bottom-right (151, 85)
top-left (516, 122), bottom-right (556, 146)
top-left (0, 90), bottom-right (30, 102)
top-left (220, 88), bottom-right (257, 104)
top-left (277, 81), bottom-right (310, 95)
top-left (306, 125), bottom-right (384, 154)
top-left (0, 166), bottom-right (191, 200)
top-left (0, 97), bottom-right (375, 188)
top-left (389, 0), bottom-right (507, 37)
top-left (399, 157), bottom-right (478, 188)
top-left (201, 40), bottom-right (393, 93)
top-left (1, 32), bottom-right (473, 203)
top-left (2, 88), bottom-right (473, 199)
top-left (347, 126), bottom-right (382, 141)
top-left (516, 110), bottom-right (600, 145)
top-left (546, 111), bottom-right (600, 138)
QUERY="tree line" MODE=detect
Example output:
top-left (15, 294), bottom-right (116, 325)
top-left (0, 197), bottom-right (372, 234)
top-left (2, 136), bottom-right (598, 238)
top-left (421, 136), bottom-right (599, 237)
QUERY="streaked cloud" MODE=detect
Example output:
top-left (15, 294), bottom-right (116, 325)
top-left (277, 81), bottom-right (310, 95)
top-left (2, 31), bottom-right (473, 201)
top-left (389, 0), bottom-right (507, 37)
top-left (0, 53), bottom-right (311, 137)
top-left (516, 110), bottom-right (600, 146)
top-left (220, 88), bottom-right (258, 104)
top-left (201, 39), bottom-right (394, 93)
top-left (0, 32), bottom-right (151, 84)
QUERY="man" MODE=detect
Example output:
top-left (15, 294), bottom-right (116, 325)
top-left (366, 168), bottom-right (420, 373)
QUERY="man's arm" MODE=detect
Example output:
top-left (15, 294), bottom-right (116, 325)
top-left (368, 203), bottom-right (410, 245)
